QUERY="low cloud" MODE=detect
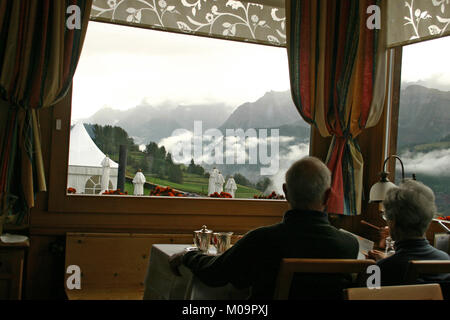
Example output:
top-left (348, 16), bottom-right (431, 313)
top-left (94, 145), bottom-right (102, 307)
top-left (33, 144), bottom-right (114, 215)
top-left (400, 149), bottom-right (450, 177)
top-left (159, 126), bottom-right (310, 188)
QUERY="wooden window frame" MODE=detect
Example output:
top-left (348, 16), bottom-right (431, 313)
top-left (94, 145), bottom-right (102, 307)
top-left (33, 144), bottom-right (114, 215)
top-left (47, 87), bottom-right (289, 219)
top-left (384, 47), bottom-right (403, 183)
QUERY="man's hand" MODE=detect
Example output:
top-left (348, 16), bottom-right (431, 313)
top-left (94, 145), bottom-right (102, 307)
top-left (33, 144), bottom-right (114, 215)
top-left (367, 249), bottom-right (387, 261)
top-left (168, 251), bottom-right (186, 277)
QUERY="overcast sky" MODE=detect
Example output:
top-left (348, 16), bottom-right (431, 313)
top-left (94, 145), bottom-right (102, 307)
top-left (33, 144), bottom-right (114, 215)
top-left (402, 36), bottom-right (450, 90)
top-left (72, 21), bottom-right (450, 121)
top-left (72, 21), bottom-right (291, 121)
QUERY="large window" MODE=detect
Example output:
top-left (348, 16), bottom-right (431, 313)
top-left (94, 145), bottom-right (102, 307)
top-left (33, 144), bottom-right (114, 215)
top-left (67, 22), bottom-right (309, 200)
top-left (396, 36), bottom-right (450, 216)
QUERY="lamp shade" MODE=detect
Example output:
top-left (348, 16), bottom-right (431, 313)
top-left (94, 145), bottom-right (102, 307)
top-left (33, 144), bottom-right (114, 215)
top-left (369, 180), bottom-right (398, 203)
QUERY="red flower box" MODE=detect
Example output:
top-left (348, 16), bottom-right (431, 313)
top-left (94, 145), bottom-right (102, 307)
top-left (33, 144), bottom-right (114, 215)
top-left (150, 186), bottom-right (186, 197)
top-left (102, 189), bottom-right (128, 195)
top-left (253, 191), bottom-right (285, 200)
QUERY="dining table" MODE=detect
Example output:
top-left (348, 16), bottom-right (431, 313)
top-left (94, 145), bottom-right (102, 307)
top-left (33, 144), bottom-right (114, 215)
top-left (143, 244), bottom-right (249, 300)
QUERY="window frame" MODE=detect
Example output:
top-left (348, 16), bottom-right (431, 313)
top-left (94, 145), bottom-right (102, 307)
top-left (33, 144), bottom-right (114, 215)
top-left (48, 85), bottom-right (290, 217)
top-left (384, 47), bottom-right (403, 182)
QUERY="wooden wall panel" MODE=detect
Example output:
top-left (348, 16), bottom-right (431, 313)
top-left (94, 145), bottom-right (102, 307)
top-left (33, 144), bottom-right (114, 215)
top-left (25, 236), bottom-right (66, 300)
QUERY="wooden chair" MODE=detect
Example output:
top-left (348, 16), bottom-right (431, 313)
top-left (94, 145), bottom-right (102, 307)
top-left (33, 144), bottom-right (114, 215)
top-left (404, 260), bottom-right (450, 283)
top-left (273, 258), bottom-right (376, 300)
top-left (404, 260), bottom-right (450, 300)
top-left (345, 283), bottom-right (443, 300)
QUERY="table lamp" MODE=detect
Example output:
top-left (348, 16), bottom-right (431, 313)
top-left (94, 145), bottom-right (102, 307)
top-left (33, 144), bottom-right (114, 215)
top-left (369, 155), bottom-right (415, 203)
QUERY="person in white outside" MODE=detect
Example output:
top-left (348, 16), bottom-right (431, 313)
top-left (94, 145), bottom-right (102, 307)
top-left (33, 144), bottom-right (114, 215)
top-left (225, 177), bottom-right (237, 198)
top-left (133, 169), bottom-right (146, 196)
top-left (208, 167), bottom-right (219, 195)
top-left (216, 171), bottom-right (225, 194)
top-left (100, 155), bottom-right (111, 194)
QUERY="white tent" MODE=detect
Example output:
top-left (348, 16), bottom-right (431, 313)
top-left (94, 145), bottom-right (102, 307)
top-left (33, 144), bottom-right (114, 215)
top-left (67, 122), bottom-right (119, 194)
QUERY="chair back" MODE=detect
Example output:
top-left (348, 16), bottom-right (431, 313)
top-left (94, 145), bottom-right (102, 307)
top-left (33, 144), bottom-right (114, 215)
top-left (273, 258), bottom-right (375, 299)
top-left (345, 283), bottom-right (443, 300)
top-left (404, 260), bottom-right (450, 283)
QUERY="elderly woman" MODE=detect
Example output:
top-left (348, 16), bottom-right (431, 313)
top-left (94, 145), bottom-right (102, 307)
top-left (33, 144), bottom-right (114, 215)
top-left (368, 180), bottom-right (450, 286)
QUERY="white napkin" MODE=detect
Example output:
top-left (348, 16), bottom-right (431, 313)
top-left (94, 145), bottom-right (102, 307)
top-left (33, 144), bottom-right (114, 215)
top-left (0, 233), bottom-right (28, 243)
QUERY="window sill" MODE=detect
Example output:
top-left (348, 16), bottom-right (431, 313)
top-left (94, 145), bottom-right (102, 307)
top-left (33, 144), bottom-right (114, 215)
top-left (50, 192), bottom-right (288, 216)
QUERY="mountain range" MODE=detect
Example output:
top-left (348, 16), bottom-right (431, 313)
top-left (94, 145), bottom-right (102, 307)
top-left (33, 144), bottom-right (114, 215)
top-left (219, 90), bottom-right (305, 130)
top-left (85, 102), bottom-right (233, 144)
top-left (84, 85), bottom-right (449, 149)
top-left (397, 85), bottom-right (450, 149)
top-left (84, 90), bottom-right (309, 144)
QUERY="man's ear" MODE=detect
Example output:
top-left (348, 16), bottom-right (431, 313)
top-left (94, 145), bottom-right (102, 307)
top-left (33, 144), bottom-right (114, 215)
top-left (323, 187), bottom-right (332, 206)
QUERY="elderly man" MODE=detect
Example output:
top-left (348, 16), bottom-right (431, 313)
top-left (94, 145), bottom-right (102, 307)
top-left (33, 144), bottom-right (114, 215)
top-left (368, 180), bottom-right (450, 285)
top-left (170, 156), bottom-right (358, 299)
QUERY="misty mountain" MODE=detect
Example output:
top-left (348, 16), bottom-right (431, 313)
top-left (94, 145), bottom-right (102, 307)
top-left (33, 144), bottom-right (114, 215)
top-left (87, 107), bottom-right (125, 126)
top-left (402, 79), bottom-right (450, 93)
top-left (85, 85), bottom-right (449, 150)
top-left (220, 90), bottom-right (306, 130)
top-left (85, 102), bottom-right (233, 144)
top-left (398, 85), bottom-right (450, 149)
top-left (85, 90), bottom-right (308, 144)
top-left (172, 103), bottom-right (233, 130)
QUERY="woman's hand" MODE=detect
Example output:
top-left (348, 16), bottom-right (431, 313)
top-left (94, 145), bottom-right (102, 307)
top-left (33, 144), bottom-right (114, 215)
top-left (367, 249), bottom-right (387, 261)
top-left (380, 226), bottom-right (390, 239)
top-left (378, 226), bottom-right (390, 249)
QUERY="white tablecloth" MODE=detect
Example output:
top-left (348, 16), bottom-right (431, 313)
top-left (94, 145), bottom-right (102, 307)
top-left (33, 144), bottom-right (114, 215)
top-left (143, 244), bottom-right (249, 300)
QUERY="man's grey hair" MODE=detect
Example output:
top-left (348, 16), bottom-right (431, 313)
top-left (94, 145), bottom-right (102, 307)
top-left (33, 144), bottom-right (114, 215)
top-left (383, 180), bottom-right (437, 239)
top-left (285, 156), bottom-right (331, 209)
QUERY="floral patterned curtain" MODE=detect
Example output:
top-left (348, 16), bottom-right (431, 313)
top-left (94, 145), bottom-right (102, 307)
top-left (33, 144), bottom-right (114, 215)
top-left (90, 0), bottom-right (287, 46)
top-left (387, 0), bottom-right (450, 47)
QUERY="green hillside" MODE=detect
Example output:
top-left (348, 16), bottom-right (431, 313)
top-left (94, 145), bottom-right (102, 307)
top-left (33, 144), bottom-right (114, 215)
top-left (124, 172), bottom-right (262, 199)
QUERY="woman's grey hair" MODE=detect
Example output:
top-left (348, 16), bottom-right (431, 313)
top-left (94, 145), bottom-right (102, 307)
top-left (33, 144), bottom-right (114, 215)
top-left (383, 179), bottom-right (437, 239)
top-left (285, 156), bottom-right (331, 209)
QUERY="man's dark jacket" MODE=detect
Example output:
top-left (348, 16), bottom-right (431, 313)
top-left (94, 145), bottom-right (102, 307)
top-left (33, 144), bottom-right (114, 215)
top-left (182, 209), bottom-right (359, 299)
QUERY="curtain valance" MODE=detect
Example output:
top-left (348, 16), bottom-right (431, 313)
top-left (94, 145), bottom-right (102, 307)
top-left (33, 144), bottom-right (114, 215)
top-left (387, 0), bottom-right (450, 47)
top-left (90, 0), bottom-right (287, 46)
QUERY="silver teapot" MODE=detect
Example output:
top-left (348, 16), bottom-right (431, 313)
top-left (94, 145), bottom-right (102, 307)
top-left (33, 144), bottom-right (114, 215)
top-left (193, 225), bottom-right (213, 252)
top-left (212, 232), bottom-right (233, 254)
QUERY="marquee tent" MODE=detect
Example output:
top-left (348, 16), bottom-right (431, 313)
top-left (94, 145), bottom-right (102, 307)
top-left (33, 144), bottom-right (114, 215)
top-left (67, 122), bottom-right (118, 194)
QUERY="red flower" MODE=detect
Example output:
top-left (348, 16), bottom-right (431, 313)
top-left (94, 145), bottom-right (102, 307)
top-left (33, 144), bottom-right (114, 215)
top-left (150, 186), bottom-right (186, 197)
top-left (67, 187), bottom-right (76, 194)
top-left (254, 191), bottom-right (285, 200)
top-left (102, 189), bottom-right (127, 195)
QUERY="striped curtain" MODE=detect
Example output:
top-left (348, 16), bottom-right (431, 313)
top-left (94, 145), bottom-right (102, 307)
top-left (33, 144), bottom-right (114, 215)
top-left (0, 0), bottom-right (92, 222)
top-left (286, 0), bottom-right (388, 215)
